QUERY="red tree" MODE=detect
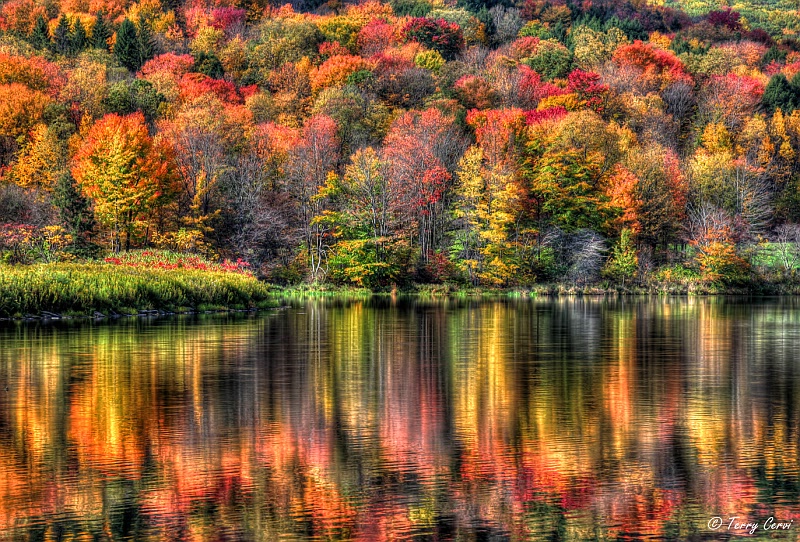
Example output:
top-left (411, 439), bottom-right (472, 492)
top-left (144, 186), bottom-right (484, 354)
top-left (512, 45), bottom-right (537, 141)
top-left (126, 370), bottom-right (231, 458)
top-left (567, 69), bottom-right (609, 113)
top-left (383, 108), bottom-right (463, 258)
top-left (400, 18), bottom-right (464, 60)
top-left (612, 41), bottom-right (692, 91)
top-left (286, 115), bottom-right (341, 279)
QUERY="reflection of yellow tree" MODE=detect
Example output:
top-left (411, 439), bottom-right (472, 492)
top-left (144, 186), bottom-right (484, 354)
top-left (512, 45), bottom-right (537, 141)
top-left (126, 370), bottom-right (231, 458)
top-left (448, 302), bottom-right (524, 531)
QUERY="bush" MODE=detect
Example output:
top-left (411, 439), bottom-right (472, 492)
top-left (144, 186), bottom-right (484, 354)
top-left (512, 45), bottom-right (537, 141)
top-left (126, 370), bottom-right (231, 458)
top-left (328, 239), bottom-right (413, 289)
top-left (696, 242), bottom-right (751, 285)
top-left (415, 250), bottom-right (462, 284)
top-left (652, 264), bottom-right (696, 284)
top-left (0, 224), bottom-right (73, 264)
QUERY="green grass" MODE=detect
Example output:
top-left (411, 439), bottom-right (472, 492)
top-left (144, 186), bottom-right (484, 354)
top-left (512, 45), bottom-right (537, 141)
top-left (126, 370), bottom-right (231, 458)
top-left (0, 262), bottom-right (275, 318)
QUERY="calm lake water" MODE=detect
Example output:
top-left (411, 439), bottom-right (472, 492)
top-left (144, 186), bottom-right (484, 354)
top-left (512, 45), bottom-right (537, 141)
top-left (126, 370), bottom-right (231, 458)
top-left (1, 297), bottom-right (799, 541)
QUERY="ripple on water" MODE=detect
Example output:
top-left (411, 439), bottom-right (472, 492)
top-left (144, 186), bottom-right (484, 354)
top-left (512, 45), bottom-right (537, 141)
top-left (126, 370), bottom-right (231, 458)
top-left (0, 300), bottom-right (798, 540)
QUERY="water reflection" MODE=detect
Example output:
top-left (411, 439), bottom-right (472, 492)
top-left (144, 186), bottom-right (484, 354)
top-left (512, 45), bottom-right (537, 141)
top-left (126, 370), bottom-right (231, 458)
top-left (1, 297), bottom-right (799, 540)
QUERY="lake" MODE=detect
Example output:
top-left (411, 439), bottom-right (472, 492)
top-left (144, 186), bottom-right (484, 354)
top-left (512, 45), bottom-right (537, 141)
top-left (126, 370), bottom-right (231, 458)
top-left (0, 297), bottom-right (799, 541)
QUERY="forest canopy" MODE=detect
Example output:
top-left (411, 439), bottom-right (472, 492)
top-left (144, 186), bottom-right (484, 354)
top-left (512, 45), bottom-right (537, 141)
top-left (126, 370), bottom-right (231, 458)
top-left (3, 0), bottom-right (800, 289)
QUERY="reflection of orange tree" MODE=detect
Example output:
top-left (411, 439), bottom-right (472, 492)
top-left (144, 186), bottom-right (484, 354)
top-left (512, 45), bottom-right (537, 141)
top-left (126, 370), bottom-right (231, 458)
top-left (596, 466), bottom-right (683, 540)
top-left (254, 420), bottom-right (364, 539)
top-left (0, 447), bottom-right (55, 532)
top-left (68, 375), bottom-right (146, 479)
top-left (141, 433), bottom-right (257, 539)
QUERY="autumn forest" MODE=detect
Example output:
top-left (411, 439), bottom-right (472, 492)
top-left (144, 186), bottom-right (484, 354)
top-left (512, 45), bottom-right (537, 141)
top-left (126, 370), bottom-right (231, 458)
top-left (3, 0), bottom-right (800, 292)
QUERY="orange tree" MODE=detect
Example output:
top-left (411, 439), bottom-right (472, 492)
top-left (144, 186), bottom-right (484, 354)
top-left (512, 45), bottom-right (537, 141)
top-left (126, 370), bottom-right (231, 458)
top-left (72, 112), bottom-right (178, 252)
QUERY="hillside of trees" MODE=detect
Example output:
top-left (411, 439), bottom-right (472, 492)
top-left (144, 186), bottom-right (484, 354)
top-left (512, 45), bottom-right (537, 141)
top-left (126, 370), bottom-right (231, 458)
top-left (4, 0), bottom-right (800, 289)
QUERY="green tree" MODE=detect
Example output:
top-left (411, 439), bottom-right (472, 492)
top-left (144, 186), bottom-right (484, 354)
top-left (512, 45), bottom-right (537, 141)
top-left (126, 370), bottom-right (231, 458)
top-left (602, 228), bottom-right (638, 285)
top-left (53, 172), bottom-right (96, 252)
top-left (30, 15), bottom-right (51, 50)
top-left (104, 79), bottom-right (165, 124)
top-left (193, 51), bottom-right (224, 79)
top-left (523, 40), bottom-right (573, 80)
top-left (114, 19), bottom-right (141, 71)
top-left (52, 14), bottom-right (71, 55)
top-left (761, 46), bottom-right (787, 67)
top-left (70, 18), bottom-right (89, 54)
top-left (137, 22), bottom-right (155, 68)
top-left (92, 12), bottom-right (111, 50)
top-left (762, 74), bottom-right (798, 115)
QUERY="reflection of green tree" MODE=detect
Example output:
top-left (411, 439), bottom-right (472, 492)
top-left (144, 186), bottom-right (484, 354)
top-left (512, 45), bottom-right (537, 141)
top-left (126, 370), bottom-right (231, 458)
top-left (525, 500), bottom-right (567, 541)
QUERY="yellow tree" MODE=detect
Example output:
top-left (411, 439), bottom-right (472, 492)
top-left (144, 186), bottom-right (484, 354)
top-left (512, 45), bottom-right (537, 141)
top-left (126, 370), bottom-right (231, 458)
top-left (340, 147), bottom-right (391, 252)
top-left (0, 83), bottom-right (51, 166)
top-left (455, 146), bottom-right (522, 285)
top-left (8, 124), bottom-right (65, 190)
top-left (454, 109), bottom-right (527, 285)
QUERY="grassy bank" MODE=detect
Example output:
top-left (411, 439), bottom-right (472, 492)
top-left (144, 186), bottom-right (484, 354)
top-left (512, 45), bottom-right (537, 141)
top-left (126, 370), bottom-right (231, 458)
top-left (0, 263), bottom-right (274, 318)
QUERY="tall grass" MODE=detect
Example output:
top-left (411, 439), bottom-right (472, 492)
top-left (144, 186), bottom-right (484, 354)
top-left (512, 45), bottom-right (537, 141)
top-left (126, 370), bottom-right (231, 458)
top-left (0, 263), bottom-right (274, 317)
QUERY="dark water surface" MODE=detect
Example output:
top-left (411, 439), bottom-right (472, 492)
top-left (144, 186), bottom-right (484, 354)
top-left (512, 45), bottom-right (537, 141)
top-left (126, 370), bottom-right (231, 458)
top-left (1, 297), bottom-right (800, 541)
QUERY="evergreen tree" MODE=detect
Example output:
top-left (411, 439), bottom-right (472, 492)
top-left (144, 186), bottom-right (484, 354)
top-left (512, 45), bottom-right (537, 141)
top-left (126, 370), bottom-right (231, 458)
top-left (761, 45), bottom-right (787, 67)
top-left (762, 74), bottom-right (798, 114)
top-left (115, 19), bottom-right (140, 70)
top-left (193, 51), bottom-right (224, 79)
top-left (70, 18), bottom-right (88, 54)
top-left (52, 14), bottom-right (71, 55)
top-left (161, 0), bottom-right (181, 13)
top-left (602, 228), bottom-right (638, 286)
top-left (92, 12), bottom-right (111, 50)
top-left (136, 22), bottom-right (155, 68)
top-left (30, 15), bottom-right (51, 50)
top-left (53, 172), bottom-right (96, 249)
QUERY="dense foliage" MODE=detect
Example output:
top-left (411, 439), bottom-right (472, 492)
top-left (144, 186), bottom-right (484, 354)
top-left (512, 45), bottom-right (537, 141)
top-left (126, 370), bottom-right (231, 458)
top-left (4, 0), bottom-right (800, 289)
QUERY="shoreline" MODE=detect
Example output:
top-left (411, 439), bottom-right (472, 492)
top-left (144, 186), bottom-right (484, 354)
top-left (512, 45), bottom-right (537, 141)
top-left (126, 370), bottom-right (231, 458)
top-left (4, 262), bottom-right (800, 321)
top-left (275, 281), bottom-right (800, 297)
top-left (0, 306), bottom-right (281, 323)
top-left (2, 286), bottom-right (798, 322)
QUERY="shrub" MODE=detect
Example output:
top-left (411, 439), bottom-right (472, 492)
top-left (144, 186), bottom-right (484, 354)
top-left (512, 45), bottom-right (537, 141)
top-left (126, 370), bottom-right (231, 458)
top-left (414, 49), bottom-right (445, 72)
top-left (103, 249), bottom-right (253, 275)
top-left (0, 224), bottom-right (72, 264)
top-left (327, 239), bottom-right (414, 288)
top-left (696, 242), bottom-right (751, 285)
